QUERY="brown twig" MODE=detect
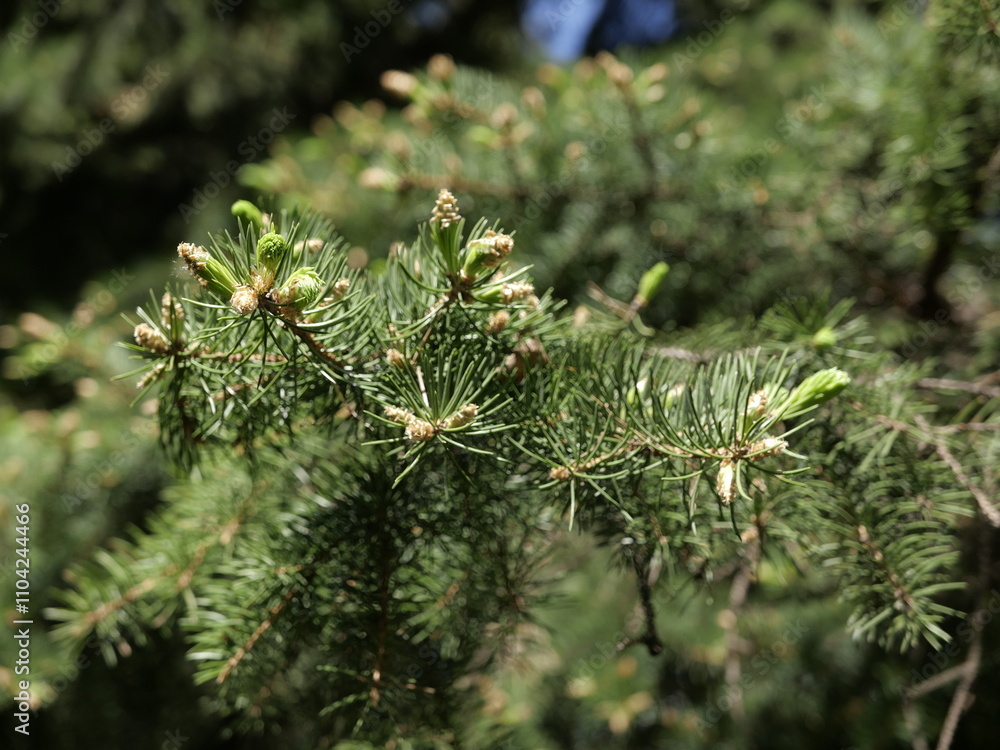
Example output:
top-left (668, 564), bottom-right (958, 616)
top-left (616, 549), bottom-right (664, 656)
top-left (934, 579), bottom-right (988, 748)
top-left (914, 414), bottom-right (1000, 528)
top-left (721, 532), bottom-right (760, 722)
top-left (905, 664), bottom-right (970, 699)
top-left (908, 503), bottom-right (995, 749)
top-left (217, 588), bottom-right (298, 684)
top-left (916, 377), bottom-right (1000, 399)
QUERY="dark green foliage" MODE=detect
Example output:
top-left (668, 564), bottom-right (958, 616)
top-left (4, 2), bottom-right (1000, 749)
top-left (38, 181), bottom-right (1000, 747)
top-left (244, 1), bottom-right (1000, 335)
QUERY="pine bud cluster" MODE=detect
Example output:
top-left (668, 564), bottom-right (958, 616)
top-left (405, 419), bottom-right (436, 441)
top-left (386, 349), bottom-right (406, 368)
top-left (716, 459), bottom-right (736, 504)
top-left (486, 310), bottom-right (510, 334)
top-left (748, 436), bottom-right (787, 459)
top-left (746, 389), bottom-right (768, 420)
top-left (160, 292), bottom-right (184, 328)
top-left (442, 404), bottom-right (477, 430)
top-left (271, 268), bottom-right (324, 309)
top-left (134, 323), bottom-right (170, 354)
top-left (230, 285), bottom-right (259, 316)
top-left (461, 231), bottom-right (515, 280)
top-left (549, 466), bottom-right (571, 481)
top-left (177, 243), bottom-right (240, 298)
top-left (431, 189), bottom-right (461, 228)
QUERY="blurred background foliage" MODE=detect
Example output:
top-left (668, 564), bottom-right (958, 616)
top-left (2, 0), bottom-right (1000, 748)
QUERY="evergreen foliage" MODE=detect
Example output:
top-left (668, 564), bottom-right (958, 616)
top-left (3, 1), bottom-right (1000, 748)
top-left (243, 1), bottom-right (1000, 332)
top-left (43, 180), bottom-right (1000, 746)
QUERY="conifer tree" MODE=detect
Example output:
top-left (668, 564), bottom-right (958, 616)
top-left (18, 2), bottom-right (1000, 747)
top-left (46, 182), bottom-right (1000, 747)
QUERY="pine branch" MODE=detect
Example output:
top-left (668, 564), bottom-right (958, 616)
top-left (218, 587), bottom-right (299, 685)
top-left (916, 377), bottom-right (1000, 399)
top-left (914, 414), bottom-right (1000, 527)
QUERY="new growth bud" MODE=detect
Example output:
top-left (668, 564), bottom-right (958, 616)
top-left (442, 404), bottom-right (478, 430)
top-left (475, 281), bottom-right (535, 305)
top-left (778, 368), bottom-right (851, 419)
top-left (716, 459), bottom-right (735, 504)
top-left (384, 406), bottom-right (416, 425)
top-left (549, 466), bottom-right (571, 481)
top-left (331, 278), bottom-right (351, 300)
top-left (381, 70), bottom-right (420, 98)
top-left (746, 389), bottom-right (768, 420)
top-left (177, 243), bottom-right (239, 298)
top-left (502, 282), bottom-right (535, 304)
top-left (272, 268), bottom-right (324, 310)
top-left (256, 232), bottom-right (289, 275)
top-left (461, 231), bottom-right (515, 280)
top-left (634, 262), bottom-right (670, 307)
top-left (811, 326), bottom-right (837, 351)
top-left (134, 323), bottom-right (170, 354)
top-left (230, 285), bottom-right (258, 316)
top-left (748, 436), bottom-right (787, 460)
top-left (427, 54), bottom-right (456, 81)
top-left (231, 200), bottom-right (264, 234)
top-left (293, 238), bottom-right (325, 255)
top-left (431, 189), bottom-right (461, 228)
top-left (486, 310), bottom-right (510, 334)
top-left (160, 292), bottom-right (184, 328)
top-left (386, 348), bottom-right (406, 368)
top-left (405, 419), bottom-right (436, 441)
